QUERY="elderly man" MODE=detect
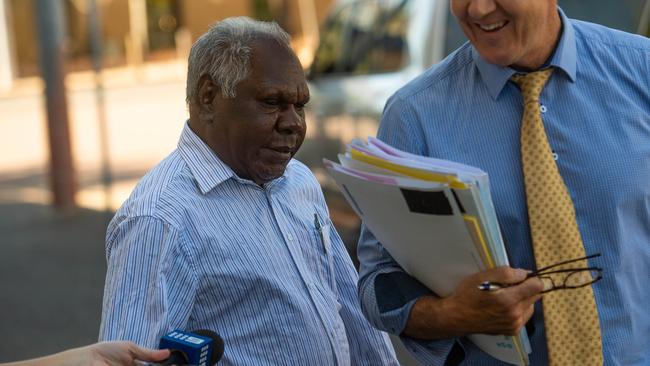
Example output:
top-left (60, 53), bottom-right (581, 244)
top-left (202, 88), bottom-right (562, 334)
top-left (99, 17), bottom-right (398, 365)
top-left (358, 0), bottom-right (650, 365)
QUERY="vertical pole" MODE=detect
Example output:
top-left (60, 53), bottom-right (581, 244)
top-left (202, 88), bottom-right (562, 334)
top-left (35, 0), bottom-right (76, 210)
top-left (297, 0), bottom-right (320, 44)
top-left (0, 0), bottom-right (14, 90)
top-left (88, 0), bottom-right (112, 213)
top-left (127, 0), bottom-right (148, 69)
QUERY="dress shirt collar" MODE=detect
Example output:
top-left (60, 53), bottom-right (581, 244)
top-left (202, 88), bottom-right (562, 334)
top-left (177, 121), bottom-right (236, 194)
top-left (472, 7), bottom-right (577, 100)
top-left (177, 121), bottom-right (288, 194)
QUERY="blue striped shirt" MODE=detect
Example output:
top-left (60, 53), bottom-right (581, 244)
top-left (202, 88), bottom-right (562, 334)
top-left (99, 122), bottom-right (399, 365)
top-left (358, 9), bottom-right (650, 366)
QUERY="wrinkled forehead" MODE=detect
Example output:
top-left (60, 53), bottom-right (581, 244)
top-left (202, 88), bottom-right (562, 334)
top-left (248, 39), bottom-right (309, 98)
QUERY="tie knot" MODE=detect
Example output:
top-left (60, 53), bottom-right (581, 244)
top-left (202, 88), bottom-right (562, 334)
top-left (510, 68), bottom-right (554, 103)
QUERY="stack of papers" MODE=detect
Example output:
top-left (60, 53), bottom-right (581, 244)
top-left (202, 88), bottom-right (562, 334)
top-left (324, 138), bottom-right (531, 366)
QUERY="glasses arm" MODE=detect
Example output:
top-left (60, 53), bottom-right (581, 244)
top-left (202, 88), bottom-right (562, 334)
top-left (533, 253), bottom-right (602, 274)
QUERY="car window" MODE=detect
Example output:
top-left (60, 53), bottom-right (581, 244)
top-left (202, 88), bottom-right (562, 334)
top-left (310, 0), bottom-right (409, 78)
top-left (559, 0), bottom-right (647, 33)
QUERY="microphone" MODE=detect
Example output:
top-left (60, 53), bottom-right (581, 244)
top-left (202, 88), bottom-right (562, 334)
top-left (158, 329), bottom-right (225, 366)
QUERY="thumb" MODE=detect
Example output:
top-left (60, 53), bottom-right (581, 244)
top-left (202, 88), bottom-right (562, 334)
top-left (483, 266), bottom-right (529, 285)
top-left (130, 345), bottom-right (170, 362)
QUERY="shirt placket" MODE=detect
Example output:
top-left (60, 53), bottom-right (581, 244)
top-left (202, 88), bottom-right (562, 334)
top-left (264, 187), bottom-right (350, 366)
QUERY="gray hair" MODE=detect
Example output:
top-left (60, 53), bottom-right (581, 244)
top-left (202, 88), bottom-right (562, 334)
top-left (186, 17), bottom-right (291, 103)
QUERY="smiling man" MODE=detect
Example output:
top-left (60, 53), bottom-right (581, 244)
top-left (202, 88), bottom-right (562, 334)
top-left (357, 0), bottom-right (650, 365)
top-left (99, 17), bottom-right (398, 365)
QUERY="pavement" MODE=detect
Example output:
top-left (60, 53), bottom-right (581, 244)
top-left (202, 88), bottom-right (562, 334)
top-left (0, 202), bottom-right (109, 362)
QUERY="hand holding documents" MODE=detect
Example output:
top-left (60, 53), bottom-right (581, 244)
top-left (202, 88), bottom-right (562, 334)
top-left (324, 138), bottom-right (532, 365)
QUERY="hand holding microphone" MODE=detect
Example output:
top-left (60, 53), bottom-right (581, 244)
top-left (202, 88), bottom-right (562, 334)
top-left (0, 330), bottom-right (223, 366)
top-left (0, 342), bottom-right (169, 366)
top-left (146, 329), bottom-right (225, 366)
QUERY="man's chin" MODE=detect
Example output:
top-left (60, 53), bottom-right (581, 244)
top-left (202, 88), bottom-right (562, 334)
top-left (480, 52), bottom-right (514, 67)
top-left (253, 163), bottom-right (290, 185)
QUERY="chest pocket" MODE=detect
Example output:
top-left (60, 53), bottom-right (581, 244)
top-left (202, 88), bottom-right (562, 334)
top-left (298, 221), bottom-right (337, 295)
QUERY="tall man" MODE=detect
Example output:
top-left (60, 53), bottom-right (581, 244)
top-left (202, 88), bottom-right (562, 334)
top-left (357, 0), bottom-right (650, 365)
top-left (99, 17), bottom-right (398, 365)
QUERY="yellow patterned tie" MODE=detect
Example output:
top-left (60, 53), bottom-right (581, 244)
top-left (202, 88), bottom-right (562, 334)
top-left (511, 68), bottom-right (603, 366)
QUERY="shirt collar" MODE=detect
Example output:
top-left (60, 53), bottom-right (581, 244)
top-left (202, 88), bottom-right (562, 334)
top-left (177, 121), bottom-right (235, 194)
top-left (473, 7), bottom-right (577, 100)
top-left (177, 121), bottom-right (289, 193)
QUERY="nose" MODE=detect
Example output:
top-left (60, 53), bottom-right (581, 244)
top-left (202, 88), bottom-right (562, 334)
top-left (467, 0), bottom-right (497, 19)
top-left (277, 105), bottom-right (305, 135)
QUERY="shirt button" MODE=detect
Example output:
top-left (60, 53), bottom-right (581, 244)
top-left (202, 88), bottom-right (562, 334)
top-left (287, 234), bottom-right (293, 241)
top-left (540, 105), bottom-right (548, 113)
top-left (552, 152), bottom-right (559, 160)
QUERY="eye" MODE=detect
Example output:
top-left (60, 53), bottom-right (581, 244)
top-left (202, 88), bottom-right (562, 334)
top-left (263, 98), bottom-right (279, 107)
top-left (295, 101), bottom-right (308, 111)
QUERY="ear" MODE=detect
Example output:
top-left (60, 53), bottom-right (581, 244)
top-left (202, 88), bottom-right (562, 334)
top-left (196, 74), bottom-right (218, 114)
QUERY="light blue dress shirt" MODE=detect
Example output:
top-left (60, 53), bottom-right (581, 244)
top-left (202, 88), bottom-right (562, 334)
top-left (358, 9), bottom-right (650, 366)
top-left (99, 122), bottom-right (399, 366)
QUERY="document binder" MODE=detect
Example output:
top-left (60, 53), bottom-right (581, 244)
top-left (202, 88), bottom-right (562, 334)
top-left (325, 138), bottom-right (531, 365)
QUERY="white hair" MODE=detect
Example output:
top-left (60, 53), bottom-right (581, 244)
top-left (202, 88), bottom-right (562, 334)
top-left (186, 17), bottom-right (291, 103)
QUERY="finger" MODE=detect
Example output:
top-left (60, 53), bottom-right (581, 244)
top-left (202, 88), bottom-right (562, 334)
top-left (129, 344), bottom-right (170, 362)
top-left (492, 277), bottom-right (543, 305)
top-left (513, 303), bottom-right (536, 334)
top-left (509, 276), bottom-right (545, 300)
top-left (522, 276), bottom-right (545, 295)
top-left (525, 291), bottom-right (543, 307)
top-left (523, 302), bottom-right (535, 322)
top-left (480, 266), bottom-right (529, 285)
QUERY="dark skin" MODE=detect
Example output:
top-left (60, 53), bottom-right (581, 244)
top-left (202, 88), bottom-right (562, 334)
top-left (188, 37), bottom-right (309, 186)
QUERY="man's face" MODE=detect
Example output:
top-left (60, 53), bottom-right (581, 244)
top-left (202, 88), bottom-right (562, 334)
top-left (450, 0), bottom-right (560, 69)
top-left (205, 39), bottom-right (309, 185)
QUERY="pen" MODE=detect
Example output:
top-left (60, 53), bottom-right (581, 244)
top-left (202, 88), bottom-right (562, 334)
top-left (314, 213), bottom-right (322, 233)
top-left (478, 281), bottom-right (504, 291)
top-left (314, 213), bottom-right (326, 253)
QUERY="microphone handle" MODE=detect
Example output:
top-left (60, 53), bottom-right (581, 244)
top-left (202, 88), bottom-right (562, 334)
top-left (134, 349), bottom-right (190, 366)
top-left (159, 351), bottom-right (189, 365)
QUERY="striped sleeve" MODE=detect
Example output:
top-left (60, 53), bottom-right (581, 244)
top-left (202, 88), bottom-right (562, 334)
top-left (99, 216), bottom-right (197, 347)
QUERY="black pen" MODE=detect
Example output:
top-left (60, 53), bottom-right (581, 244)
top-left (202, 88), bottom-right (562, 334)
top-left (314, 213), bottom-right (327, 253)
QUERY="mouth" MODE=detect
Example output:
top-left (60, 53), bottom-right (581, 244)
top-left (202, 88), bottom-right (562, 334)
top-left (264, 146), bottom-right (295, 161)
top-left (476, 20), bottom-right (508, 33)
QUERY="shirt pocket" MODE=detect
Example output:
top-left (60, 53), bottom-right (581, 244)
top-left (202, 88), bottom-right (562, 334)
top-left (304, 223), bottom-right (337, 295)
